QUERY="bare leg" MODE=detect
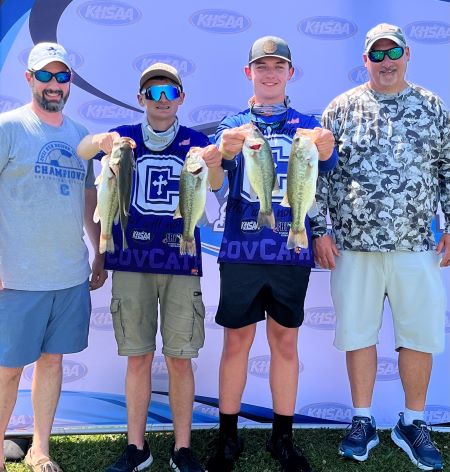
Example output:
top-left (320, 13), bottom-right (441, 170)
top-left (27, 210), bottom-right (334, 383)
top-left (398, 348), bottom-right (432, 411)
top-left (165, 357), bottom-right (194, 449)
top-left (219, 325), bottom-right (257, 414)
top-left (346, 346), bottom-right (377, 408)
top-left (267, 318), bottom-right (299, 415)
top-left (29, 353), bottom-right (62, 460)
top-left (0, 366), bottom-right (23, 468)
top-left (126, 353), bottom-right (153, 448)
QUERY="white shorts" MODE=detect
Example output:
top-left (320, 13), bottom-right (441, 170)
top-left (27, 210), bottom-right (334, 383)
top-left (331, 251), bottom-right (446, 353)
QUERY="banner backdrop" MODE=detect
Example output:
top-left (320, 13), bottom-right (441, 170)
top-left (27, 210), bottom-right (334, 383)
top-left (1, 0), bottom-right (449, 434)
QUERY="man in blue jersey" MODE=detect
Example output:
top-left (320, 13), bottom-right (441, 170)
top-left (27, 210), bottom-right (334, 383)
top-left (206, 36), bottom-right (338, 472)
top-left (0, 42), bottom-right (106, 472)
top-left (78, 63), bottom-right (223, 472)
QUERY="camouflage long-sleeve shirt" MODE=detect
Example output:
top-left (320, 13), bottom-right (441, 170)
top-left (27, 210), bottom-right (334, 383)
top-left (311, 82), bottom-right (450, 252)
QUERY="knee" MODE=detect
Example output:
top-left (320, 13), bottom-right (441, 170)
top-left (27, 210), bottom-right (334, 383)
top-left (36, 353), bottom-right (62, 373)
top-left (269, 333), bottom-right (298, 362)
top-left (165, 357), bottom-right (191, 376)
top-left (127, 353), bottom-right (153, 375)
top-left (0, 366), bottom-right (22, 384)
top-left (223, 329), bottom-right (253, 358)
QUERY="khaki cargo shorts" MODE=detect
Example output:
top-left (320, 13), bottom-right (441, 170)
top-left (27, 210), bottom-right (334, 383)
top-left (110, 271), bottom-right (205, 358)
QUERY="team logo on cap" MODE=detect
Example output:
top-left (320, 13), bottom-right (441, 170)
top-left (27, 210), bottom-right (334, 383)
top-left (263, 40), bottom-right (278, 54)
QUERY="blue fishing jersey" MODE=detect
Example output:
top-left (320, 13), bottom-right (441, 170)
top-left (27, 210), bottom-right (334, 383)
top-left (216, 108), bottom-right (338, 267)
top-left (101, 124), bottom-right (210, 276)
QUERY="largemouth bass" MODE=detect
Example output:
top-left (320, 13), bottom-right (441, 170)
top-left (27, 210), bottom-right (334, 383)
top-left (108, 137), bottom-right (136, 250)
top-left (174, 147), bottom-right (208, 256)
top-left (281, 128), bottom-right (319, 251)
top-left (241, 123), bottom-right (278, 229)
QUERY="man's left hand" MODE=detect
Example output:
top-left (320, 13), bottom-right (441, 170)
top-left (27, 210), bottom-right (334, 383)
top-left (202, 144), bottom-right (222, 168)
top-left (90, 254), bottom-right (108, 290)
top-left (313, 127), bottom-right (335, 161)
top-left (436, 233), bottom-right (450, 267)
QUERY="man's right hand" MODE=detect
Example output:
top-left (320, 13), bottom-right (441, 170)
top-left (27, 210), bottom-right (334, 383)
top-left (94, 131), bottom-right (121, 155)
top-left (313, 235), bottom-right (340, 270)
top-left (219, 127), bottom-right (247, 159)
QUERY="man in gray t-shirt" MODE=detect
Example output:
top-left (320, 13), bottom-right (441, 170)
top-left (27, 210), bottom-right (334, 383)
top-left (0, 42), bottom-right (107, 472)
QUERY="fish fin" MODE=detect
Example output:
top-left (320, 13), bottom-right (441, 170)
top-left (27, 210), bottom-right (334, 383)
top-left (114, 211), bottom-right (120, 225)
top-left (174, 205), bottom-right (182, 219)
top-left (280, 193), bottom-right (290, 207)
top-left (198, 212), bottom-right (208, 227)
top-left (257, 210), bottom-right (275, 229)
top-left (179, 236), bottom-right (196, 257)
top-left (249, 185), bottom-right (258, 200)
top-left (272, 177), bottom-right (280, 194)
top-left (106, 236), bottom-right (115, 254)
top-left (286, 228), bottom-right (309, 250)
top-left (93, 206), bottom-right (100, 223)
top-left (94, 174), bottom-right (102, 186)
top-left (307, 200), bottom-right (319, 218)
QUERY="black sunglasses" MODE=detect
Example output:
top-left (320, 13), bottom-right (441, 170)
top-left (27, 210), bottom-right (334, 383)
top-left (368, 46), bottom-right (404, 63)
top-left (29, 69), bottom-right (71, 84)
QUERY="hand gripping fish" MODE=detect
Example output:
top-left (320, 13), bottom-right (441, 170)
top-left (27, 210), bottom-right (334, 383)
top-left (174, 147), bottom-right (209, 257)
top-left (241, 123), bottom-right (279, 229)
top-left (93, 137), bottom-right (136, 253)
top-left (280, 128), bottom-right (319, 252)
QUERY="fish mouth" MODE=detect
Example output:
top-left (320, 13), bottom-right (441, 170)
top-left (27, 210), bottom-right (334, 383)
top-left (249, 144), bottom-right (262, 150)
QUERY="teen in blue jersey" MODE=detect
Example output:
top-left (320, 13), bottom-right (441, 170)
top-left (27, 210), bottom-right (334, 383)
top-left (206, 37), bottom-right (338, 472)
top-left (78, 63), bottom-right (223, 472)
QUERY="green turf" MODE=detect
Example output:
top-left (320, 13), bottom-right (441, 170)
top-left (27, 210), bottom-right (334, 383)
top-left (4, 428), bottom-right (449, 471)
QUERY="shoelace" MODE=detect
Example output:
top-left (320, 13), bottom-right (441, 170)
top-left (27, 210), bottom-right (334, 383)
top-left (412, 424), bottom-right (437, 450)
top-left (347, 419), bottom-right (371, 440)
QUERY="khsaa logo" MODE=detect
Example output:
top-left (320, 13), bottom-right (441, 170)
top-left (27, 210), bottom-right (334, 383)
top-left (445, 310), bottom-right (450, 334)
top-left (189, 105), bottom-right (240, 124)
top-left (24, 361), bottom-right (87, 383)
top-left (425, 405), bottom-right (450, 424)
top-left (77, 1), bottom-right (141, 25)
top-left (405, 21), bottom-right (450, 44)
top-left (133, 54), bottom-right (195, 78)
top-left (248, 355), bottom-right (304, 378)
top-left (290, 66), bottom-right (303, 82)
top-left (205, 305), bottom-right (222, 330)
top-left (241, 219), bottom-right (262, 234)
top-left (0, 95), bottom-right (24, 113)
top-left (19, 48), bottom-right (84, 70)
top-left (298, 16), bottom-right (357, 40)
top-left (90, 306), bottom-right (113, 331)
top-left (376, 357), bottom-right (399, 381)
top-left (348, 66), bottom-right (369, 84)
top-left (152, 356), bottom-right (198, 379)
top-left (79, 100), bottom-right (142, 124)
top-left (299, 402), bottom-right (352, 422)
top-left (303, 307), bottom-right (336, 330)
top-left (189, 9), bottom-right (251, 34)
top-left (193, 404), bottom-right (220, 418)
top-left (8, 414), bottom-right (34, 430)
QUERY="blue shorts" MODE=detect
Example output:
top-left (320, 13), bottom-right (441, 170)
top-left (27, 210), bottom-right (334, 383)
top-left (0, 280), bottom-right (91, 368)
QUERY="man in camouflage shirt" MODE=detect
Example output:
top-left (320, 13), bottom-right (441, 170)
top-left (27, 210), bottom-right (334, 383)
top-left (311, 23), bottom-right (449, 471)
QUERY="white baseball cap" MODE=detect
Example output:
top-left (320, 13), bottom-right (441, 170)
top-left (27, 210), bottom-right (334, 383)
top-left (28, 42), bottom-right (71, 71)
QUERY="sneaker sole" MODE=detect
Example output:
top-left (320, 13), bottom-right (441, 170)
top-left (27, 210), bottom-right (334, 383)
top-left (338, 435), bottom-right (380, 462)
top-left (391, 429), bottom-right (443, 471)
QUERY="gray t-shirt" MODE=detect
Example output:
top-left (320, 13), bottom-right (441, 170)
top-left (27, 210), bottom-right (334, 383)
top-left (0, 105), bottom-right (92, 290)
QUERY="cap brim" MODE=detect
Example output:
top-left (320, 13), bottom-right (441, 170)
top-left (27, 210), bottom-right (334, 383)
top-left (365, 34), bottom-right (406, 53)
top-left (249, 54), bottom-right (292, 64)
top-left (140, 71), bottom-right (182, 90)
top-left (31, 57), bottom-right (71, 71)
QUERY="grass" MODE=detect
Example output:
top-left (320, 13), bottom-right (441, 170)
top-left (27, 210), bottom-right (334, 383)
top-left (4, 428), bottom-right (449, 471)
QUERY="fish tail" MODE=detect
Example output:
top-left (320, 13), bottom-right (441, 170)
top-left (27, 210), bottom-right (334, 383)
top-left (99, 234), bottom-right (112, 254)
top-left (106, 236), bottom-right (115, 254)
top-left (257, 210), bottom-right (275, 229)
top-left (180, 236), bottom-right (196, 257)
top-left (287, 228), bottom-right (309, 250)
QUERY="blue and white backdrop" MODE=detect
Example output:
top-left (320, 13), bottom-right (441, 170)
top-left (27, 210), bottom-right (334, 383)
top-left (1, 0), bottom-right (449, 434)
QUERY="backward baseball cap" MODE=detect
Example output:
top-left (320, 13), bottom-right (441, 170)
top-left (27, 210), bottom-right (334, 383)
top-left (249, 35), bottom-right (292, 64)
top-left (28, 42), bottom-right (71, 70)
top-left (364, 23), bottom-right (407, 53)
top-left (139, 63), bottom-right (183, 91)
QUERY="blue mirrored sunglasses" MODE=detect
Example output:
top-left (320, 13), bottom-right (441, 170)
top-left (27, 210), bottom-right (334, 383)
top-left (368, 46), bottom-right (404, 63)
top-left (141, 84), bottom-right (181, 101)
top-left (30, 69), bottom-right (71, 83)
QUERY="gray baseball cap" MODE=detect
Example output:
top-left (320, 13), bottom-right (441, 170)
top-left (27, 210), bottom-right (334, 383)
top-left (248, 36), bottom-right (292, 64)
top-left (364, 23), bottom-right (407, 53)
top-left (139, 62), bottom-right (183, 91)
top-left (28, 42), bottom-right (71, 71)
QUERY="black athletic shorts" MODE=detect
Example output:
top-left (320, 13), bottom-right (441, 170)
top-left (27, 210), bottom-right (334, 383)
top-left (215, 263), bottom-right (311, 329)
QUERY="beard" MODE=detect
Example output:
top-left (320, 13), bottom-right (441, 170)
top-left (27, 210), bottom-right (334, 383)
top-left (33, 88), bottom-right (70, 112)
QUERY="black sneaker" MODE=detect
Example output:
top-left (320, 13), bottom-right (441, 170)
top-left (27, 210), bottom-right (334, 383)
top-left (205, 435), bottom-right (244, 472)
top-left (170, 445), bottom-right (204, 472)
top-left (338, 416), bottom-right (379, 461)
top-left (391, 413), bottom-right (443, 471)
top-left (266, 434), bottom-right (312, 472)
top-left (105, 441), bottom-right (153, 472)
